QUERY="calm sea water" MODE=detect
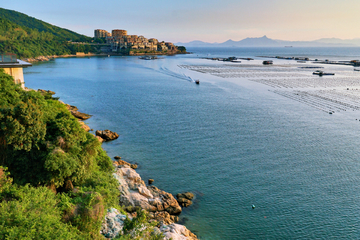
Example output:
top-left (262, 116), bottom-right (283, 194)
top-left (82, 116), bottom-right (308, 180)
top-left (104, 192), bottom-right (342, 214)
top-left (24, 47), bottom-right (360, 239)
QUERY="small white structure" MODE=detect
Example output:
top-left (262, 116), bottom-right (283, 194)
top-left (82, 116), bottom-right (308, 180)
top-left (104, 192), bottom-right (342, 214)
top-left (0, 53), bottom-right (32, 89)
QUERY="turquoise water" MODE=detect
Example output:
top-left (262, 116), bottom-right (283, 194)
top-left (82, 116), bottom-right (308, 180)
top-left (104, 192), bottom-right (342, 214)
top-left (24, 48), bottom-right (360, 239)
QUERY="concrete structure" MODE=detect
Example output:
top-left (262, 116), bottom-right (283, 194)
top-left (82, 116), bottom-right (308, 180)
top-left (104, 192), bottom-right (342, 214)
top-left (112, 29), bottom-right (127, 37)
top-left (0, 53), bottom-right (32, 89)
top-left (94, 29), bottom-right (111, 38)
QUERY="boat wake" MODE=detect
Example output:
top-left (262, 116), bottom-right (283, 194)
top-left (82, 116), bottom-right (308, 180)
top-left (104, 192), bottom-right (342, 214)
top-left (134, 59), bottom-right (196, 82)
top-left (158, 66), bottom-right (195, 82)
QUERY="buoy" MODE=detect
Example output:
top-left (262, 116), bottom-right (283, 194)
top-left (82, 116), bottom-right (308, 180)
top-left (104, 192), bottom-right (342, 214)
top-left (252, 205), bottom-right (255, 209)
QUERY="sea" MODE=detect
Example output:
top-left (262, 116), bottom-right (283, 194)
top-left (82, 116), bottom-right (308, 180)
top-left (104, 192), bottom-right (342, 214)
top-left (24, 47), bottom-right (360, 239)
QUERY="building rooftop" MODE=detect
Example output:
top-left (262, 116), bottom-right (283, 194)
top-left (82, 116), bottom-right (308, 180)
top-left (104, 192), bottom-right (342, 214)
top-left (0, 53), bottom-right (31, 68)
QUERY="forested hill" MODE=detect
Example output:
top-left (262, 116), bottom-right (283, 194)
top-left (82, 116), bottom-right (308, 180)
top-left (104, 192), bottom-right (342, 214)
top-left (0, 8), bottom-right (90, 42)
top-left (0, 8), bottom-right (95, 58)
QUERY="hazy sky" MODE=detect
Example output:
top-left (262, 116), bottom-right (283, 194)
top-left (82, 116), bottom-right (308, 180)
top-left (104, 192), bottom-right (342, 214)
top-left (2, 0), bottom-right (360, 43)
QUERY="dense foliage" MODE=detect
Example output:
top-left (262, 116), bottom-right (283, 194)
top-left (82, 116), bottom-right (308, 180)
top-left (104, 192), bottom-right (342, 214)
top-left (0, 8), bottom-right (96, 58)
top-left (176, 46), bottom-right (187, 53)
top-left (0, 171), bottom-right (85, 240)
top-left (0, 70), bottom-right (119, 238)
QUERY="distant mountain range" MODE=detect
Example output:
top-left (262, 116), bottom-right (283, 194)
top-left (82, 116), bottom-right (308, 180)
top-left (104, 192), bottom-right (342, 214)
top-left (176, 35), bottom-right (360, 47)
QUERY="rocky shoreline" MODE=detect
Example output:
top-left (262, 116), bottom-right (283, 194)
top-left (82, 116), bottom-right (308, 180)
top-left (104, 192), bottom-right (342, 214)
top-left (107, 160), bottom-right (198, 239)
top-left (54, 91), bottom-right (198, 239)
top-left (22, 53), bottom-right (107, 63)
top-left (22, 51), bottom-right (189, 63)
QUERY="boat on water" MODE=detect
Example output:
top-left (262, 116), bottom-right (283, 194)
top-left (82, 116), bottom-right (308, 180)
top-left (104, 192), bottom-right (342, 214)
top-left (139, 56), bottom-right (159, 60)
top-left (313, 70), bottom-right (335, 76)
top-left (262, 60), bottom-right (273, 65)
top-left (354, 68), bottom-right (360, 71)
top-left (195, 80), bottom-right (200, 84)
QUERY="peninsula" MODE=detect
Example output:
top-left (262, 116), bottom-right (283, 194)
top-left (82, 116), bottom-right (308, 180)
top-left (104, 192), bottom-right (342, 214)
top-left (94, 29), bottom-right (186, 55)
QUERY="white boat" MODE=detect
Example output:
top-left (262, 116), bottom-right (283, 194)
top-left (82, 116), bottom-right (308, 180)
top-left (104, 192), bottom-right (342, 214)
top-left (313, 70), bottom-right (335, 76)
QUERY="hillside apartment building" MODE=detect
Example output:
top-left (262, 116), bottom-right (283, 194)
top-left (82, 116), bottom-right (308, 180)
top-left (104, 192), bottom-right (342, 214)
top-left (94, 29), bottom-right (176, 52)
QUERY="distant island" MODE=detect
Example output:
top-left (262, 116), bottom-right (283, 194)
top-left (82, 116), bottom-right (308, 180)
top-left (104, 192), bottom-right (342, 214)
top-left (176, 35), bottom-right (360, 48)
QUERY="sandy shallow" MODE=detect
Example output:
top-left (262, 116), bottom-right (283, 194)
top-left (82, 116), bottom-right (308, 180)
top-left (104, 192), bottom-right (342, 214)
top-left (180, 59), bottom-right (360, 114)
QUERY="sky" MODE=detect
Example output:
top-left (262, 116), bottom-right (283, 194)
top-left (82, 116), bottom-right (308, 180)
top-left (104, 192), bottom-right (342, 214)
top-left (2, 0), bottom-right (360, 43)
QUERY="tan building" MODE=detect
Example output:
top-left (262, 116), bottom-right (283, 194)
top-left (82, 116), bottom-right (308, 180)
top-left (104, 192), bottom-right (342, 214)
top-left (149, 38), bottom-right (158, 45)
top-left (157, 42), bottom-right (168, 51)
top-left (94, 29), bottom-right (111, 38)
top-left (165, 42), bottom-right (176, 51)
top-left (112, 29), bottom-right (127, 37)
top-left (0, 53), bottom-right (32, 89)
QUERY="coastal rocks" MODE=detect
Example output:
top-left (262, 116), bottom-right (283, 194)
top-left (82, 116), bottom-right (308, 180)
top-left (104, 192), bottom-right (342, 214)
top-left (159, 223), bottom-right (198, 240)
top-left (38, 89), bottom-right (56, 95)
top-left (100, 209), bottom-right (198, 240)
top-left (176, 192), bottom-right (194, 207)
top-left (96, 130), bottom-right (119, 141)
top-left (100, 208), bottom-right (127, 238)
top-left (148, 186), bottom-right (182, 215)
top-left (65, 104), bottom-right (78, 111)
top-left (79, 121), bottom-right (91, 132)
top-left (113, 159), bottom-right (138, 170)
top-left (114, 164), bottom-right (182, 224)
top-left (25, 56), bottom-right (52, 62)
top-left (148, 211), bottom-right (177, 225)
top-left (71, 110), bottom-right (92, 120)
top-left (61, 102), bottom-right (91, 120)
top-left (96, 136), bottom-right (104, 143)
top-left (148, 179), bottom-right (154, 185)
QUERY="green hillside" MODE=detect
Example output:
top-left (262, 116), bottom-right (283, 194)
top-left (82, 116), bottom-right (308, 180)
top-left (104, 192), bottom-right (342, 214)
top-left (0, 8), bottom-right (95, 58)
top-left (0, 8), bottom-right (91, 42)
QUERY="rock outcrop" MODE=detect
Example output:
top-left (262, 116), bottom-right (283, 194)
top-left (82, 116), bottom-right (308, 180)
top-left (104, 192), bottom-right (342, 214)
top-left (113, 159), bottom-right (137, 169)
top-left (38, 89), bottom-right (56, 95)
top-left (101, 208), bottom-right (127, 238)
top-left (176, 192), bottom-right (194, 207)
top-left (59, 101), bottom-right (92, 120)
top-left (96, 136), bottom-right (104, 143)
top-left (71, 110), bottom-right (92, 120)
top-left (79, 121), bottom-right (91, 132)
top-left (65, 104), bottom-right (78, 111)
top-left (101, 208), bottom-right (198, 240)
top-left (114, 164), bottom-right (182, 225)
top-left (159, 223), bottom-right (198, 240)
top-left (96, 130), bottom-right (119, 141)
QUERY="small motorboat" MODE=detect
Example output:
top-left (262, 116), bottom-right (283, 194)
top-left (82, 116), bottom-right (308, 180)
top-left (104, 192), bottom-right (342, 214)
top-left (313, 70), bottom-right (335, 76)
top-left (195, 80), bottom-right (200, 84)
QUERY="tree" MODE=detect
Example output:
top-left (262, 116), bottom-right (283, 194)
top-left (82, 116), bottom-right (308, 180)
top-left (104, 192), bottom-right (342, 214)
top-left (0, 70), bottom-right (46, 168)
top-left (177, 46), bottom-right (187, 53)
